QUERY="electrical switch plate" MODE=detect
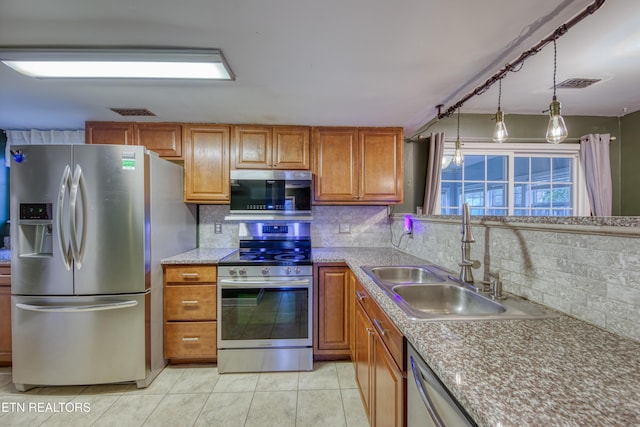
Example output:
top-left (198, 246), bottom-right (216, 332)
top-left (214, 223), bottom-right (222, 234)
top-left (339, 223), bottom-right (351, 234)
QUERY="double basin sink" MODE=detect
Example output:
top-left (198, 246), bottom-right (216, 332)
top-left (361, 265), bottom-right (556, 321)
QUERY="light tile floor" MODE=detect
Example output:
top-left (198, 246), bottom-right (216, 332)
top-left (0, 362), bottom-right (369, 427)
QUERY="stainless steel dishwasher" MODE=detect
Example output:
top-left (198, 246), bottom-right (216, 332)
top-left (407, 343), bottom-right (477, 427)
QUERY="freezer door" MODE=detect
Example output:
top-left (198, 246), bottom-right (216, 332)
top-left (72, 145), bottom-right (149, 294)
top-left (11, 294), bottom-right (147, 388)
top-left (10, 145), bottom-right (74, 296)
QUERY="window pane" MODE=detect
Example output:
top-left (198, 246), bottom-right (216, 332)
top-left (531, 158), bottom-right (551, 182)
top-left (532, 183), bottom-right (551, 208)
top-left (552, 209), bottom-right (571, 216)
top-left (514, 209), bottom-right (529, 216)
top-left (553, 158), bottom-right (572, 182)
top-left (440, 181), bottom-right (462, 208)
top-left (487, 183), bottom-right (507, 207)
top-left (469, 207), bottom-right (485, 215)
top-left (487, 156), bottom-right (507, 181)
top-left (487, 208), bottom-right (508, 215)
top-left (532, 209), bottom-right (550, 216)
top-left (514, 184), bottom-right (530, 208)
top-left (464, 155), bottom-right (485, 180)
top-left (514, 157), bottom-right (529, 182)
top-left (463, 182), bottom-right (484, 206)
top-left (552, 184), bottom-right (572, 207)
top-left (442, 160), bottom-right (462, 180)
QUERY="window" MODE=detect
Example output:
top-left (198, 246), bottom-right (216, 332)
top-left (439, 142), bottom-right (587, 216)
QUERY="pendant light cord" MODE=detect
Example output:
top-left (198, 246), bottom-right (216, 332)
top-left (457, 107), bottom-right (461, 138)
top-left (498, 78), bottom-right (502, 110)
top-left (552, 38), bottom-right (557, 98)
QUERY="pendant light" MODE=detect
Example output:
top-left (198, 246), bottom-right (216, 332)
top-left (493, 78), bottom-right (508, 143)
top-left (453, 108), bottom-right (464, 166)
top-left (545, 38), bottom-right (568, 143)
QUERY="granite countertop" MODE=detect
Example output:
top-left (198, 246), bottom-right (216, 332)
top-left (161, 248), bottom-right (237, 264)
top-left (0, 248), bottom-right (11, 265)
top-left (312, 247), bottom-right (640, 427)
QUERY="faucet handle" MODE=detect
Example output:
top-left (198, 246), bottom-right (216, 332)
top-left (459, 259), bottom-right (481, 269)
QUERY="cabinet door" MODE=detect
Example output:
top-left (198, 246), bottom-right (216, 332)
top-left (372, 333), bottom-right (404, 427)
top-left (348, 270), bottom-right (357, 360)
top-left (134, 123), bottom-right (182, 159)
top-left (183, 125), bottom-right (231, 203)
top-left (272, 126), bottom-right (310, 170)
top-left (312, 127), bottom-right (359, 202)
top-left (85, 122), bottom-right (134, 145)
top-left (232, 125), bottom-right (272, 169)
top-left (354, 300), bottom-right (373, 418)
top-left (358, 127), bottom-right (404, 203)
top-left (316, 267), bottom-right (350, 354)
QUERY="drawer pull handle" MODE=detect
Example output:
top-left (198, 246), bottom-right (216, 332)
top-left (373, 318), bottom-right (387, 336)
top-left (181, 300), bottom-right (199, 305)
top-left (181, 273), bottom-right (199, 278)
top-left (182, 337), bottom-right (199, 342)
top-left (355, 290), bottom-right (366, 301)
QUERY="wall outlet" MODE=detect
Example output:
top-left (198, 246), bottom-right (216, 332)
top-left (214, 223), bottom-right (223, 234)
top-left (339, 223), bottom-right (351, 234)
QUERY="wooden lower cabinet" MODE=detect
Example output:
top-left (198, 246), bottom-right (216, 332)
top-left (353, 274), bottom-right (405, 427)
top-left (0, 265), bottom-right (11, 366)
top-left (314, 264), bottom-right (351, 359)
top-left (163, 265), bottom-right (217, 363)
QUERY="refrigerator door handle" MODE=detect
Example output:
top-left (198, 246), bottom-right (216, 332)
top-left (56, 165), bottom-right (73, 271)
top-left (69, 164), bottom-right (88, 269)
top-left (16, 300), bottom-right (139, 313)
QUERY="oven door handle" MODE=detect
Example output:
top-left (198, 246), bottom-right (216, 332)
top-left (219, 279), bottom-right (310, 288)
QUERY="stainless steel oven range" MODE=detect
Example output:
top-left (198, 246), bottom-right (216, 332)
top-left (217, 222), bottom-right (312, 373)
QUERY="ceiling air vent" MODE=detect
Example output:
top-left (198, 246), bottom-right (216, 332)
top-left (110, 108), bottom-right (156, 117)
top-left (555, 78), bottom-right (601, 89)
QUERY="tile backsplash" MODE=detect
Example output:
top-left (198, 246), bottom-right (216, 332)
top-left (391, 217), bottom-right (640, 342)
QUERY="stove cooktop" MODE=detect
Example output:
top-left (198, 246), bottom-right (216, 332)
top-left (219, 241), bottom-right (312, 266)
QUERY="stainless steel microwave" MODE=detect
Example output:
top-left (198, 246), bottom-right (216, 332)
top-left (225, 170), bottom-right (312, 220)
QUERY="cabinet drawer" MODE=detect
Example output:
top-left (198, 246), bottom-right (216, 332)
top-left (355, 280), bottom-right (404, 370)
top-left (0, 265), bottom-right (11, 286)
top-left (165, 265), bottom-right (217, 283)
top-left (165, 285), bottom-right (216, 321)
top-left (164, 322), bottom-right (217, 359)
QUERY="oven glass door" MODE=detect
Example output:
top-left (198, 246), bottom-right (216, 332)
top-left (218, 278), bottom-right (312, 348)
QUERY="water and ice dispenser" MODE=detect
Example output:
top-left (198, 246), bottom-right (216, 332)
top-left (18, 203), bottom-right (53, 257)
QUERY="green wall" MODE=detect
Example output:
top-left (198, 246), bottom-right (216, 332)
top-left (399, 113), bottom-right (623, 215)
top-left (620, 110), bottom-right (640, 215)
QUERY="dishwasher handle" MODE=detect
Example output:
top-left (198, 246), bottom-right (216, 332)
top-left (410, 355), bottom-right (446, 427)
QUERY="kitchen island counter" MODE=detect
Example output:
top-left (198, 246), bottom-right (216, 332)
top-left (312, 247), bottom-right (640, 427)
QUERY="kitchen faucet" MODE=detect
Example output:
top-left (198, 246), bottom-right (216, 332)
top-left (459, 203), bottom-right (480, 283)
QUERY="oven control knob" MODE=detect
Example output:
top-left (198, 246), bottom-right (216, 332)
top-left (285, 267), bottom-right (292, 275)
top-left (261, 267), bottom-right (270, 276)
top-left (295, 267), bottom-right (301, 274)
top-left (229, 268), bottom-right (237, 275)
top-left (239, 268), bottom-right (247, 276)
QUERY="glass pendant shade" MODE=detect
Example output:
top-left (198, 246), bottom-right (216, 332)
top-left (545, 97), bottom-right (568, 144)
top-left (453, 139), bottom-right (464, 166)
top-left (493, 109), bottom-right (508, 143)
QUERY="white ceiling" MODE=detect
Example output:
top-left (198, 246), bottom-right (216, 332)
top-left (0, 0), bottom-right (637, 137)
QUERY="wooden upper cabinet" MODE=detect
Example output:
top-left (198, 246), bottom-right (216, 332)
top-left (134, 123), bottom-right (182, 159)
top-left (85, 122), bottom-right (134, 145)
top-left (313, 126), bottom-right (403, 204)
top-left (232, 125), bottom-right (310, 170)
top-left (183, 125), bottom-right (230, 203)
top-left (313, 127), bottom-right (359, 202)
top-left (358, 127), bottom-right (404, 203)
top-left (86, 122), bottom-right (183, 159)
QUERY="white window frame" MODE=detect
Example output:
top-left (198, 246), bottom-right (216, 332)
top-left (438, 142), bottom-right (589, 216)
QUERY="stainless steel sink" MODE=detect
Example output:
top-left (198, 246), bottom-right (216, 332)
top-left (361, 265), bottom-right (556, 321)
top-left (365, 266), bottom-right (446, 284)
top-left (393, 284), bottom-right (505, 316)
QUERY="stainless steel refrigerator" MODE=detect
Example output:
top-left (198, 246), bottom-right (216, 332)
top-left (9, 144), bottom-right (196, 391)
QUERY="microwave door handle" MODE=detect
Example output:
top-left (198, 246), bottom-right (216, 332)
top-left (410, 355), bottom-right (446, 427)
top-left (56, 165), bottom-right (72, 271)
top-left (69, 164), bottom-right (88, 269)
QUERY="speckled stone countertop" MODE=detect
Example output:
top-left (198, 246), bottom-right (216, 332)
top-left (161, 248), bottom-right (237, 264)
top-left (313, 247), bottom-right (640, 427)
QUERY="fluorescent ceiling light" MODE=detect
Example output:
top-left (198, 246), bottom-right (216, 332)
top-left (0, 47), bottom-right (235, 80)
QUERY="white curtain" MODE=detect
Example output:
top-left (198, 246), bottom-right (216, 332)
top-left (422, 132), bottom-right (445, 214)
top-left (5, 129), bottom-right (85, 166)
top-left (579, 133), bottom-right (612, 216)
